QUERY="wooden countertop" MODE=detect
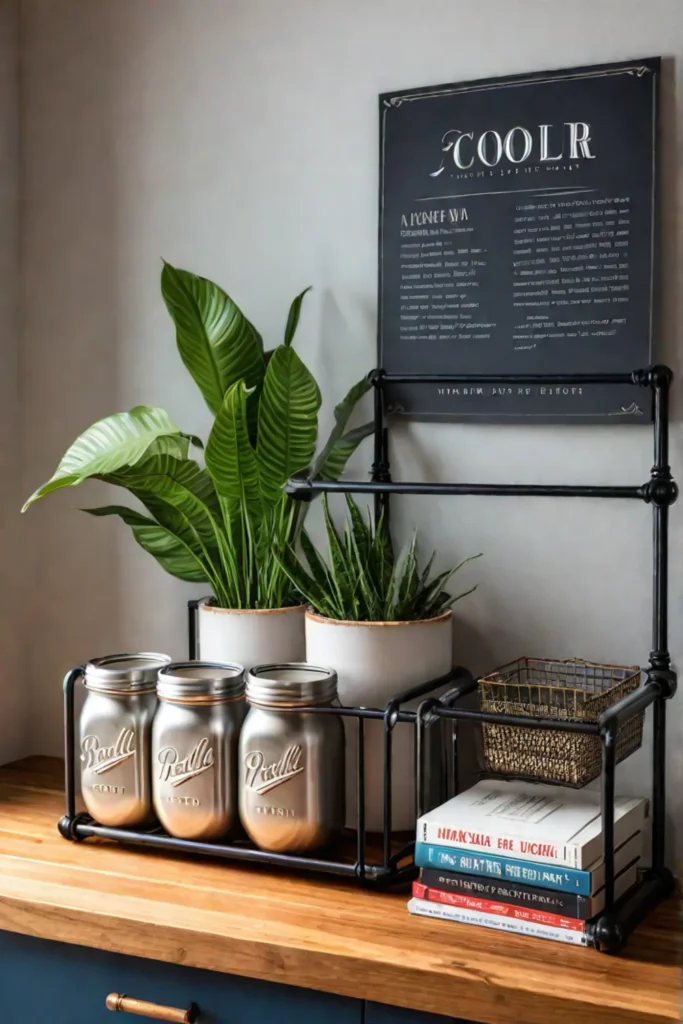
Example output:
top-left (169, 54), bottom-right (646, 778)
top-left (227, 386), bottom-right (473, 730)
top-left (0, 757), bottom-right (679, 1024)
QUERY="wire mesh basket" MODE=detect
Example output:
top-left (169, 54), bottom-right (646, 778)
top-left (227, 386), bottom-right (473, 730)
top-left (479, 657), bottom-right (643, 787)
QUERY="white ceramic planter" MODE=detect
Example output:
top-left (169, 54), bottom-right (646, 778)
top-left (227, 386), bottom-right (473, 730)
top-left (197, 601), bottom-right (306, 671)
top-left (305, 609), bottom-right (453, 832)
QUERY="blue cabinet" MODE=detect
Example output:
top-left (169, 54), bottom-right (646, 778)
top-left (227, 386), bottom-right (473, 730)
top-left (0, 930), bottom-right (473, 1023)
top-left (0, 931), bottom-right (361, 1023)
top-left (366, 1003), bottom-right (469, 1024)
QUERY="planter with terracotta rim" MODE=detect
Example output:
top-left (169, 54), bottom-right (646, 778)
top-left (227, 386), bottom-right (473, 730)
top-left (305, 608), bottom-right (453, 832)
top-left (197, 600), bottom-right (306, 670)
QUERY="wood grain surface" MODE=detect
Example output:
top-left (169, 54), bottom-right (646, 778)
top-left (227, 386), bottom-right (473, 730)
top-left (0, 757), bottom-right (680, 1024)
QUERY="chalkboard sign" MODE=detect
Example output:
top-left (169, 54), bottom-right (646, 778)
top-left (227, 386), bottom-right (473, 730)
top-left (378, 58), bottom-right (659, 421)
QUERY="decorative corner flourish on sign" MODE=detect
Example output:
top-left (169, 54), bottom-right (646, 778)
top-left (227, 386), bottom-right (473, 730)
top-left (609, 403), bottom-right (644, 416)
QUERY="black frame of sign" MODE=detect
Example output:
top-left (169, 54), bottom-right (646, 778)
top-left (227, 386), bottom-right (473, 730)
top-left (378, 58), bottom-right (660, 421)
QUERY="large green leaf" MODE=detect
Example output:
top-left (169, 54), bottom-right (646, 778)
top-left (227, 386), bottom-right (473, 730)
top-left (104, 455), bottom-right (233, 601)
top-left (22, 406), bottom-right (191, 511)
top-left (83, 505), bottom-right (209, 583)
top-left (108, 452), bottom-right (217, 506)
top-left (318, 422), bottom-right (374, 482)
top-left (161, 262), bottom-right (265, 416)
top-left (256, 346), bottom-right (321, 506)
top-left (311, 375), bottom-right (373, 481)
top-left (205, 381), bottom-right (264, 521)
top-left (106, 455), bottom-right (220, 539)
top-left (283, 286), bottom-right (311, 347)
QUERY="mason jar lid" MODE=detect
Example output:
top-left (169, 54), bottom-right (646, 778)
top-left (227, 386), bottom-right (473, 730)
top-left (246, 663), bottom-right (337, 708)
top-left (157, 661), bottom-right (245, 704)
top-left (85, 652), bottom-right (171, 694)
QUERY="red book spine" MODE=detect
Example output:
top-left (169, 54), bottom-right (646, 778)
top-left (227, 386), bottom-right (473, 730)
top-left (412, 881), bottom-right (585, 932)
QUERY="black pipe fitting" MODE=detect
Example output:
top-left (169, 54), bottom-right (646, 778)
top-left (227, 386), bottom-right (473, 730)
top-left (648, 364), bottom-right (673, 390)
top-left (643, 477), bottom-right (678, 507)
top-left (593, 915), bottom-right (624, 954)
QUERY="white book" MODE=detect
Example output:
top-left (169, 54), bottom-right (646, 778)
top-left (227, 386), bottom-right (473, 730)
top-left (417, 779), bottom-right (648, 869)
top-left (581, 831), bottom-right (643, 895)
top-left (408, 897), bottom-right (588, 946)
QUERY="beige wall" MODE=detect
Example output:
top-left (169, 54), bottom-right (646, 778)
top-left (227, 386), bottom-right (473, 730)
top-left (0, 0), bottom-right (23, 764)
top-left (18, 0), bottom-right (683, 864)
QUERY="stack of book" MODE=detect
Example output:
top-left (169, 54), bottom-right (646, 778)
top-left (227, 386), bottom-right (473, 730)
top-left (409, 779), bottom-right (647, 946)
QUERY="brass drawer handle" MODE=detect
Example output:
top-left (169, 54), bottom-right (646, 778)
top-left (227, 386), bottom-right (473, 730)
top-left (106, 992), bottom-right (199, 1023)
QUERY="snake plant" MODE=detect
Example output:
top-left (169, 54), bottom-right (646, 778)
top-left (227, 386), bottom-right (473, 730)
top-left (22, 265), bottom-right (373, 608)
top-left (280, 494), bottom-right (481, 622)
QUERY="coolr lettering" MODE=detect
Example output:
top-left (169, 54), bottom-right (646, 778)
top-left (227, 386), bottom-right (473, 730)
top-left (431, 122), bottom-right (595, 175)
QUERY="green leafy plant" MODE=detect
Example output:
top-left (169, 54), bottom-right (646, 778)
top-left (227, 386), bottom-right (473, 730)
top-left (22, 265), bottom-right (373, 609)
top-left (280, 494), bottom-right (481, 622)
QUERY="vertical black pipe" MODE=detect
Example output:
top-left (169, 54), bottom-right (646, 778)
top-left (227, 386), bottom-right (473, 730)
top-left (415, 703), bottom-right (427, 820)
top-left (372, 375), bottom-right (384, 527)
top-left (62, 667), bottom-right (84, 821)
top-left (451, 715), bottom-right (460, 799)
top-left (188, 599), bottom-right (201, 660)
top-left (381, 426), bottom-right (391, 529)
top-left (650, 370), bottom-right (671, 872)
top-left (652, 507), bottom-right (669, 660)
top-left (652, 373), bottom-right (670, 656)
top-left (652, 697), bottom-right (666, 872)
top-left (383, 712), bottom-right (394, 869)
top-left (601, 726), bottom-right (616, 909)
top-left (415, 699), bottom-right (438, 819)
top-left (356, 717), bottom-right (366, 880)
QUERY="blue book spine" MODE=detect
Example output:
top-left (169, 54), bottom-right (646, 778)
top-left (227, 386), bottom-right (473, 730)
top-left (414, 842), bottom-right (592, 895)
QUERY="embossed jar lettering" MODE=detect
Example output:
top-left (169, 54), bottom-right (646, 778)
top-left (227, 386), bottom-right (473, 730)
top-left (157, 737), bottom-right (215, 785)
top-left (239, 664), bottom-right (344, 854)
top-left (80, 653), bottom-right (170, 828)
top-left (243, 745), bottom-right (304, 793)
top-left (152, 662), bottom-right (245, 841)
top-left (81, 728), bottom-right (136, 773)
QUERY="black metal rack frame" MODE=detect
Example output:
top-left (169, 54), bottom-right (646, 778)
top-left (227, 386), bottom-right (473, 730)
top-left (284, 364), bottom-right (678, 952)
top-left (57, 364), bottom-right (677, 952)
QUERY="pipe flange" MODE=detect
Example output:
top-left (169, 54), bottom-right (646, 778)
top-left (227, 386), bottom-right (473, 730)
top-left (57, 812), bottom-right (90, 842)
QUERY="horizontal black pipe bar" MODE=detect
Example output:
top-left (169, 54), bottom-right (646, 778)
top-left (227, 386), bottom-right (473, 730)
top-left (439, 676), bottom-right (480, 707)
top-left (285, 704), bottom-right (416, 723)
top-left (75, 822), bottom-right (391, 880)
top-left (377, 371), bottom-right (645, 386)
top-left (598, 681), bottom-right (661, 731)
top-left (385, 666), bottom-right (467, 709)
top-left (430, 705), bottom-right (601, 733)
top-left (286, 477), bottom-right (645, 500)
top-left (249, 668), bottom-right (474, 723)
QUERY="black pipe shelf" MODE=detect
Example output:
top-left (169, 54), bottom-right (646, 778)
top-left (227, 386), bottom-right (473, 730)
top-left (59, 662), bottom-right (478, 889)
top-left (57, 364), bottom-right (677, 955)
top-left (295, 363), bottom-right (678, 953)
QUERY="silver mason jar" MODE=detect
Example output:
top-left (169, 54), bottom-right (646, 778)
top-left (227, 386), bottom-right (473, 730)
top-left (239, 664), bottom-right (345, 854)
top-left (152, 662), bottom-right (246, 841)
top-left (80, 653), bottom-right (171, 828)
